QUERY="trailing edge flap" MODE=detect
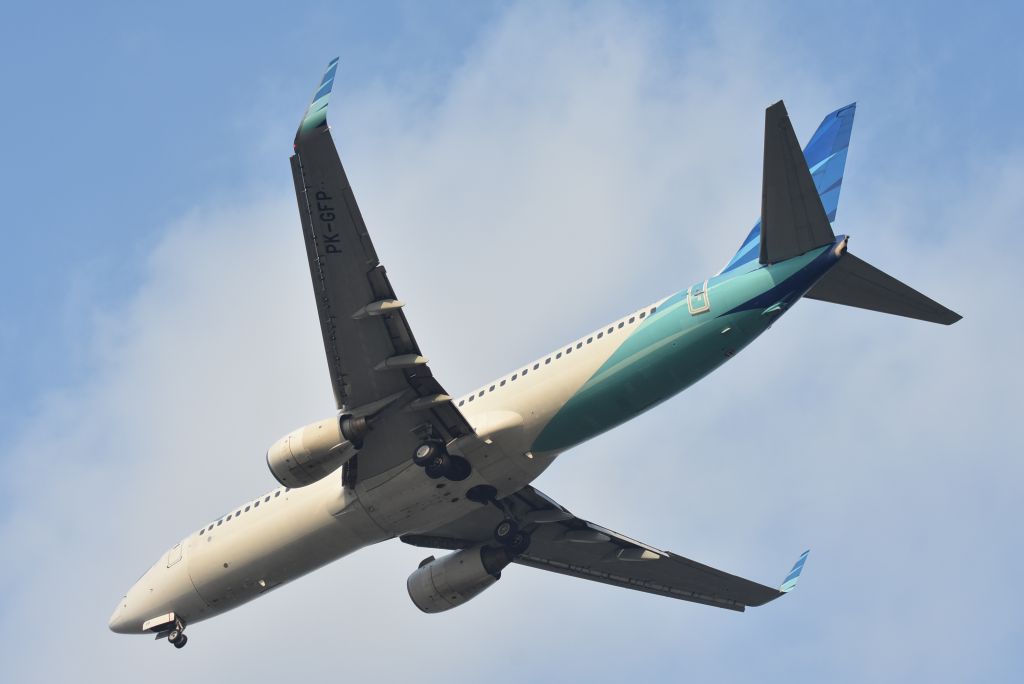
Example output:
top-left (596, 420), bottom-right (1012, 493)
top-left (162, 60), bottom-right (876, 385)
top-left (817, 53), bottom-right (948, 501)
top-left (760, 100), bottom-right (836, 264)
top-left (805, 252), bottom-right (962, 325)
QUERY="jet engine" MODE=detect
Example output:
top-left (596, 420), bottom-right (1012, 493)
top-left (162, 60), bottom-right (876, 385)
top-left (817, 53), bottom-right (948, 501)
top-left (266, 415), bottom-right (369, 488)
top-left (406, 545), bottom-right (514, 613)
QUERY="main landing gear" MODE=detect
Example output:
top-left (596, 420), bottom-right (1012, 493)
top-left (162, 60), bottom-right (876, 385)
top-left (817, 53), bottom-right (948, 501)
top-left (466, 484), bottom-right (532, 556)
top-left (493, 518), bottom-right (531, 555)
top-left (411, 439), bottom-right (471, 482)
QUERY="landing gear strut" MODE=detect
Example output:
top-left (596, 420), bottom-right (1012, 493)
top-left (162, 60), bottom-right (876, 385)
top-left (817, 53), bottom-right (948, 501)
top-left (411, 439), bottom-right (471, 482)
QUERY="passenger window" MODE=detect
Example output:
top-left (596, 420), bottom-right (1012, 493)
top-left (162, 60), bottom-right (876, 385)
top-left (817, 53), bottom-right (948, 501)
top-left (512, 373), bottom-right (518, 380)
top-left (629, 317), bottom-right (635, 323)
top-left (468, 395), bottom-right (475, 402)
top-left (254, 501), bottom-right (259, 508)
top-left (217, 520), bottom-right (223, 526)
top-left (500, 380), bottom-right (506, 387)
top-left (275, 491), bottom-right (281, 497)
top-left (459, 400), bottom-right (465, 406)
top-left (565, 347), bottom-right (571, 354)
top-left (576, 342), bottom-right (583, 349)
top-left (608, 327), bottom-right (614, 334)
top-left (533, 363), bottom-right (539, 370)
top-left (545, 358), bottom-right (551, 364)
top-left (265, 496), bottom-right (270, 502)
top-left (618, 322), bottom-right (624, 328)
top-left (587, 337), bottom-right (593, 343)
top-left (556, 352), bottom-right (562, 359)
top-left (651, 307), bottom-right (657, 313)
top-left (597, 332), bottom-right (604, 339)
top-left (226, 514), bottom-right (232, 521)
top-left (236, 510), bottom-right (241, 516)
top-left (639, 312), bottom-right (645, 319)
top-left (489, 385), bottom-right (495, 392)
top-left (245, 505), bottom-right (250, 512)
top-left (522, 369), bottom-right (528, 375)
top-left (199, 529), bottom-right (204, 535)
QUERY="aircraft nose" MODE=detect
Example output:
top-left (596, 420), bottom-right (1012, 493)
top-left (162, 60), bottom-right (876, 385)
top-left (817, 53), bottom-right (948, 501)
top-left (108, 596), bottom-right (131, 634)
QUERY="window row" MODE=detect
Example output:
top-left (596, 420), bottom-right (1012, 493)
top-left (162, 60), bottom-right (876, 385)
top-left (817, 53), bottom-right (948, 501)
top-left (456, 305), bottom-right (658, 407)
top-left (198, 487), bottom-right (290, 535)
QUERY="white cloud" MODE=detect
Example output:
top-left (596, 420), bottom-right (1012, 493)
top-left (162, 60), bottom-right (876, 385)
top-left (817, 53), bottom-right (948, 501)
top-left (2, 3), bottom-right (1020, 682)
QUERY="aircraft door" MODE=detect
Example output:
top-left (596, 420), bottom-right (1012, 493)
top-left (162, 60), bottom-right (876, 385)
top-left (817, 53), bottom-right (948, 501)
top-left (687, 280), bottom-right (711, 314)
top-left (166, 542), bottom-right (183, 568)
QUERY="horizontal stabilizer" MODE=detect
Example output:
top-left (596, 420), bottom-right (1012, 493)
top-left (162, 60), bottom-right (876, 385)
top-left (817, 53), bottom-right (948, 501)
top-left (761, 101), bottom-right (836, 264)
top-left (780, 550), bottom-right (810, 593)
top-left (806, 252), bottom-right (962, 325)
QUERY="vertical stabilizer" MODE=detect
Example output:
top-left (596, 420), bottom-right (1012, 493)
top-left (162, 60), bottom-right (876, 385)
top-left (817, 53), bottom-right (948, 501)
top-left (719, 103), bottom-right (856, 275)
top-left (760, 101), bottom-right (836, 264)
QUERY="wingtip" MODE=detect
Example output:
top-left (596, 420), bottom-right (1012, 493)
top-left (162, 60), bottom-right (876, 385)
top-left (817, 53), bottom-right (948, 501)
top-left (779, 549), bottom-right (810, 593)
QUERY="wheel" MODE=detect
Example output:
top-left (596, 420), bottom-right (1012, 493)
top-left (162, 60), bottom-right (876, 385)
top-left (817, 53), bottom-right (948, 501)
top-left (168, 629), bottom-right (180, 643)
top-left (444, 455), bottom-right (471, 482)
top-left (424, 452), bottom-right (450, 479)
top-left (494, 519), bottom-right (519, 543)
top-left (173, 634), bottom-right (188, 649)
top-left (507, 530), bottom-right (531, 555)
top-left (413, 441), bottom-right (441, 467)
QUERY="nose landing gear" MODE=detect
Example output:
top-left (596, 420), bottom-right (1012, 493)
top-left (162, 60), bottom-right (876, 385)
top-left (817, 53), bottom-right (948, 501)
top-left (166, 618), bottom-right (188, 649)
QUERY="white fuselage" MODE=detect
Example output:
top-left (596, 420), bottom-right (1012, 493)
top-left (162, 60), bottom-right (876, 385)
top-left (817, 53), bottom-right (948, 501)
top-left (108, 299), bottom-right (667, 634)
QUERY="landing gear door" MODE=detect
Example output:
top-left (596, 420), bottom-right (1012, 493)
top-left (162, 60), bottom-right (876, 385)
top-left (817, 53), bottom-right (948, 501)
top-left (687, 280), bottom-right (711, 315)
top-left (166, 542), bottom-right (183, 568)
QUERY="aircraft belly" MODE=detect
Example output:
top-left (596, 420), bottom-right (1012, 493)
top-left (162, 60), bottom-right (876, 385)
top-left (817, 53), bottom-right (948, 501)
top-left (187, 479), bottom-right (384, 617)
top-left (355, 423), bottom-right (558, 537)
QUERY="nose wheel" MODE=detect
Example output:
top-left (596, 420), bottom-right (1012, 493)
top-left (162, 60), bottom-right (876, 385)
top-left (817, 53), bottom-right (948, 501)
top-left (167, 618), bottom-right (188, 649)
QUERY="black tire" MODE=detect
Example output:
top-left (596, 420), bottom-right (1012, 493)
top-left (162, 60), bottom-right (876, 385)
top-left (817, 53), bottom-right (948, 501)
top-left (424, 452), bottom-right (450, 479)
top-left (445, 455), bottom-right (471, 482)
top-left (173, 634), bottom-right (188, 649)
top-left (413, 441), bottom-right (440, 467)
top-left (494, 519), bottom-right (519, 543)
top-left (507, 530), bottom-right (532, 555)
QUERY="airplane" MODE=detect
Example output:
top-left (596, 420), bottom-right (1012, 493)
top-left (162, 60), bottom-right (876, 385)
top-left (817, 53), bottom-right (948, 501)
top-left (108, 58), bottom-right (960, 649)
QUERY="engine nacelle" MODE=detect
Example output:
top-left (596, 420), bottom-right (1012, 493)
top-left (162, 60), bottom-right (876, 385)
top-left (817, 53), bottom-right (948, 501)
top-left (266, 415), bottom-right (368, 488)
top-left (406, 545), bottom-right (513, 613)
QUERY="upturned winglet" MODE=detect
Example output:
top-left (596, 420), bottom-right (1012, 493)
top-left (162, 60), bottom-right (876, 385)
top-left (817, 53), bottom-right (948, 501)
top-left (296, 57), bottom-right (339, 142)
top-left (779, 550), bottom-right (810, 593)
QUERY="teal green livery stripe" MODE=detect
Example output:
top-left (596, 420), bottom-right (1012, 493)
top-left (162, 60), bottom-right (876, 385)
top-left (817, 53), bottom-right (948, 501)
top-left (531, 248), bottom-right (827, 453)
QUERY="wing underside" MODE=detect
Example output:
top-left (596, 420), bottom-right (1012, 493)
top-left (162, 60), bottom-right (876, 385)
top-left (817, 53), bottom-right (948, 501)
top-left (290, 59), bottom-right (472, 480)
top-left (402, 486), bottom-right (806, 611)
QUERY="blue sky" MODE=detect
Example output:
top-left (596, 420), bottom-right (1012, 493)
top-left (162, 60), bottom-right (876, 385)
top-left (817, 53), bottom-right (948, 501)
top-left (2, 2), bottom-right (1022, 682)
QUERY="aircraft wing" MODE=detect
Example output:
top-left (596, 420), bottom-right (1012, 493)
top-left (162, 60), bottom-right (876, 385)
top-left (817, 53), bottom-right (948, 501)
top-left (401, 486), bottom-right (808, 611)
top-left (290, 59), bottom-right (473, 480)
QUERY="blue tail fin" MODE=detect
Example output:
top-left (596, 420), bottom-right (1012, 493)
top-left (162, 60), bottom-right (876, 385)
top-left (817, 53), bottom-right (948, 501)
top-left (719, 103), bottom-right (856, 275)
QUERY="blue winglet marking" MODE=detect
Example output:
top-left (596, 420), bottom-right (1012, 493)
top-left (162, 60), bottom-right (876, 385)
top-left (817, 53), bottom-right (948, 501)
top-left (779, 549), bottom-right (810, 593)
top-left (297, 58), bottom-right (341, 140)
